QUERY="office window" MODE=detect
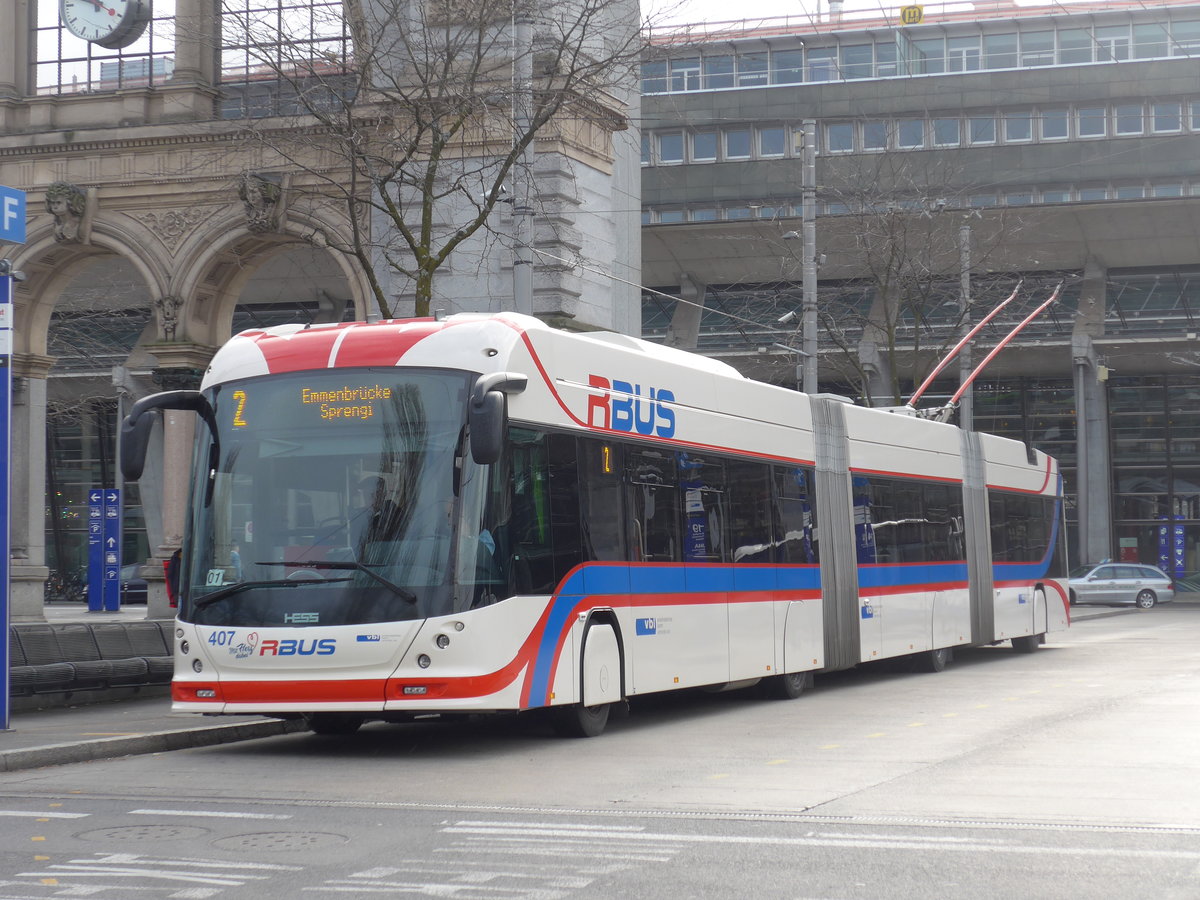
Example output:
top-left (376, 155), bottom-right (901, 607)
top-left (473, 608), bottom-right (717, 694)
top-left (1040, 188), bottom-right (1071, 203)
top-left (826, 122), bottom-right (854, 152)
top-left (1078, 187), bottom-right (1108, 202)
top-left (1078, 106), bottom-right (1106, 137)
top-left (758, 126), bottom-right (786, 157)
top-left (1153, 102), bottom-right (1182, 132)
top-left (1114, 184), bottom-right (1146, 200)
top-left (897, 118), bottom-right (925, 148)
top-left (669, 58), bottom-right (700, 92)
top-left (738, 52), bottom-right (769, 87)
top-left (1040, 109), bottom-right (1069, 140)
top-left (641, 61), bottom-right (667, 93)
top-left (968, 115), bottom-right (996, 143)
top-left (702, 55), bottom-right (734, 90)
top-left (970, 194), bottom-right (997, 207)
top-left (657, 132), bottom-right (683, 164)
top-left (1115, 104), bottom-right (1144, 135)
top-left (771, 49), bottom-right (805, 84)
top-left (911, 38), bottom-right (945, 74)
top-left (658, 209), bottom-right (685, 223)
top-left (876, 42), bottom-right (899, 76)
top-left (933, 118), bottom-right (960, 146)
top-left (641, 209), bottom-right (652, 225)
top-left (863, 120), bottom-right (888, 150)
top-left (1020, 31), bottom-right (1055, 66)
top-left (1171, 19), bottom-right (1200, 55)
top-left (1133, 24), bottom-right (1167, 58)
top-left (691, 208), bottom-right (718, 222)
top-left (947, 36), bottom-right (981, 71)
top-left (640, 133), bottom-right (651, 165)
top-left (1191, 101), bottom-right (1200, 130)
top-left (984, 33), bottom-right (1017, 69)
top-left (841, 44), bottom-right (874, 79)
top-left (725, 128), bottom-right (752, 159)
top-left (725, 207), bottom-right (753, 220)
top-left (1004, 111), bottom-right (1032, 142)
top-left (1095, 25), bottom-right (1131, 61)
top-left (692, 131), bottom-right (718, 162)
top-left (807, 47), bottom-right (837, 81)
top-left (1152, 183), bottom-right (1183, 198)
top-left (1058, 28), bottom-right (1092, 64)
top-left (1005, 191), bottom-right (1033, 206)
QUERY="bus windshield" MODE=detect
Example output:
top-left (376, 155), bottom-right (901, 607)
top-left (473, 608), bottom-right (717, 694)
top-left (181, 368), bottom-right (477, 627)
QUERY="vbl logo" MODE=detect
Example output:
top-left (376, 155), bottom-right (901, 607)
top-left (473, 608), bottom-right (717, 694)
top-left (586, 375), bottom-right (676, 438)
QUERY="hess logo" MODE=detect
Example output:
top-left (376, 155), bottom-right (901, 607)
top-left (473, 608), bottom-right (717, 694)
top-left (586, 375), bottom-right (676, 438)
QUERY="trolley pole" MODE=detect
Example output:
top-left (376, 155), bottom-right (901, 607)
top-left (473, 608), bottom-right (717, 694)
top-left (801, 119), bottom-right (818, 395)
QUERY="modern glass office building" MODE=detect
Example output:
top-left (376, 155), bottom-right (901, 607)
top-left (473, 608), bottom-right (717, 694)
top-left (639, 0), bottom-right (1200, 572)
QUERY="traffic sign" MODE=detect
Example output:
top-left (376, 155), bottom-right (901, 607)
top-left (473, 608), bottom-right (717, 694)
top-left (87, 488), bottom-right (122, 611)
top-left (0, 185), bottom-right (25, 245)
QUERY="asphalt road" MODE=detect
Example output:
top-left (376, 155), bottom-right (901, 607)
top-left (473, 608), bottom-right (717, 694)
top-left (1, 604), bottom-right (1198, 899)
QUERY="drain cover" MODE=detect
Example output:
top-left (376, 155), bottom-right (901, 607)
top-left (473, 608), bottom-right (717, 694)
top-left (78, 825), bottom-right (209, 842)
top-left (213, 832), bottom-right (348, 852)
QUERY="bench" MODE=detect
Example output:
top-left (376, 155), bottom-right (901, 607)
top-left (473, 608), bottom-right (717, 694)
top-left (9, 621), bottom-right (175, 709)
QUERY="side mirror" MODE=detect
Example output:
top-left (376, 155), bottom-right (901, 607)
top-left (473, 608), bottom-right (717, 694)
top-left (468, 372), bottom-right (528, 465)
top-left (121, 390), bottom-right (216, 480)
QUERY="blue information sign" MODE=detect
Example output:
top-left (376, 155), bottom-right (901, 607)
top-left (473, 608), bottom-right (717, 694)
top-left (103, 489), bottom-right (122, 611)
top-left (0, 185), bottom-right (25, 245)
top-left (88, 488), bottom-right (122, 611)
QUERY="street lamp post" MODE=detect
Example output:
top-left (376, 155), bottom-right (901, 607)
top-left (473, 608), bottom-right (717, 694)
top-left (800, 118), bottom-right (818, 395)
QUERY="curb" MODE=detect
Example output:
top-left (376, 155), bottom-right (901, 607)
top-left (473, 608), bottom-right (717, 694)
top-left (0, 718), bottom-right (311, 773)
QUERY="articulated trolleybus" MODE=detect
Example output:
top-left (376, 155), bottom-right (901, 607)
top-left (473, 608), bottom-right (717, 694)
top-left (122, 312), bottom-right (1068, 737)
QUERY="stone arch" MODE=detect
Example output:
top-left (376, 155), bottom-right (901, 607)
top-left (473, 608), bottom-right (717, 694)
top-left (172, 207), bottom-right (375, 349)
top-left (10, 222), bottom-right (170, 358)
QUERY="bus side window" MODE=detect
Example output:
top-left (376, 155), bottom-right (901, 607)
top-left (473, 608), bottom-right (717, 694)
top-left (579, 439), bottom-right (624, 561)
top-left (727, 460), bottom-right (772, 563)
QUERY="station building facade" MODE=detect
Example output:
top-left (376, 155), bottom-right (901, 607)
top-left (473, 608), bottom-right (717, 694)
top-left (639, 0), bottom-right (1200, 574)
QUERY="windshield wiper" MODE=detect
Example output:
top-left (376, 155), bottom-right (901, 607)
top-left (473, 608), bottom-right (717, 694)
top-left (257, 560), bottom-right (419, 605)
top-left (192, 577), bottom-right (349, 610)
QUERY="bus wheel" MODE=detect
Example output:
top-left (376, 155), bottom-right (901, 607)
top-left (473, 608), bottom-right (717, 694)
top-left (308, 713), bottom-right (364, 735)
top-left (550, 702), bottom-right (610, 738)
top-left (916, 647), bottom-right (952, 673)
top-left (1011, 634), bottom-right (1041, 653)
top-left (762, 670), bottom-right (810, 700)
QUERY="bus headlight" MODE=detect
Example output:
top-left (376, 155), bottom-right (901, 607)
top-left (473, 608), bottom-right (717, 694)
top-left (417, 654), bottom-right (432, 669)
top-left (192, 659), bottom-right (204, 673)
top-left (436, 634), bottom-right (450, 649)
top-left (180, 640), bottom-right (189, 655)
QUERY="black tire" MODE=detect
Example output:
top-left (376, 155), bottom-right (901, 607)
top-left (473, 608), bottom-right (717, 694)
top-left (549, 702), bottom-right (610, 738)
top-left (762, 670), bottom-right (809, 699)
top-left (1011, 634), bottom-right (1041, 653)
top-left (915, 647), bottom-right (952, 672)
top-left (308, 713), bottom-right (365, 735)
top-left (1135, 590), bottom-right (1157, 609)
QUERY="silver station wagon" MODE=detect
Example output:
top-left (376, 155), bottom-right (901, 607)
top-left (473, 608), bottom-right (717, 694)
top-left (1068, 563), bottom-right (1176, 608)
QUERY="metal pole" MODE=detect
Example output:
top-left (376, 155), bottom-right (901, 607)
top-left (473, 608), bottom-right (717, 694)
top-left (512, 5), bottom-right (534, 316)
top-left (0, 274), bottom-right (12, 730)
top-left (801, 118), bottom-right (818, 394)
top-left (958, 223), bottom-right (973, 430)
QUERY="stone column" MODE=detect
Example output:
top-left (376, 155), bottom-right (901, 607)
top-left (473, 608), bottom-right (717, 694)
top-left (170, 0), bottom-right (217, 86)
top-left (141, 343), bottom-right (215, 619)
top-left (0, 1), bottom-right (31, 99)
top-left (9, 354), bottom-right (53, 622)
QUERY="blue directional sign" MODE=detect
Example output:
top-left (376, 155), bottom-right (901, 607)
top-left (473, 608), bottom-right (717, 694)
top-left (0, 185), bottom-right (25, 245)
top-left (87, 488), bottom-right (122, 611)
top-left (87, 489), bottom-right (104, 612)
top-left (103, 489), bottom-right (122, 611)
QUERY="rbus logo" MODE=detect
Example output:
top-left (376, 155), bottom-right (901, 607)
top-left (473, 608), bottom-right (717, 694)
top-left (586, 375), bottom-right (676, 438)
top-left (259, 638), bottom-right (336, 656)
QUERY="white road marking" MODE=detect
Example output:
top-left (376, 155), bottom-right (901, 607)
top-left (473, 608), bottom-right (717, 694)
top-left (128, 808), bottom-right (292, 820)
top-left (0, 810), bottom-right (90, 818)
